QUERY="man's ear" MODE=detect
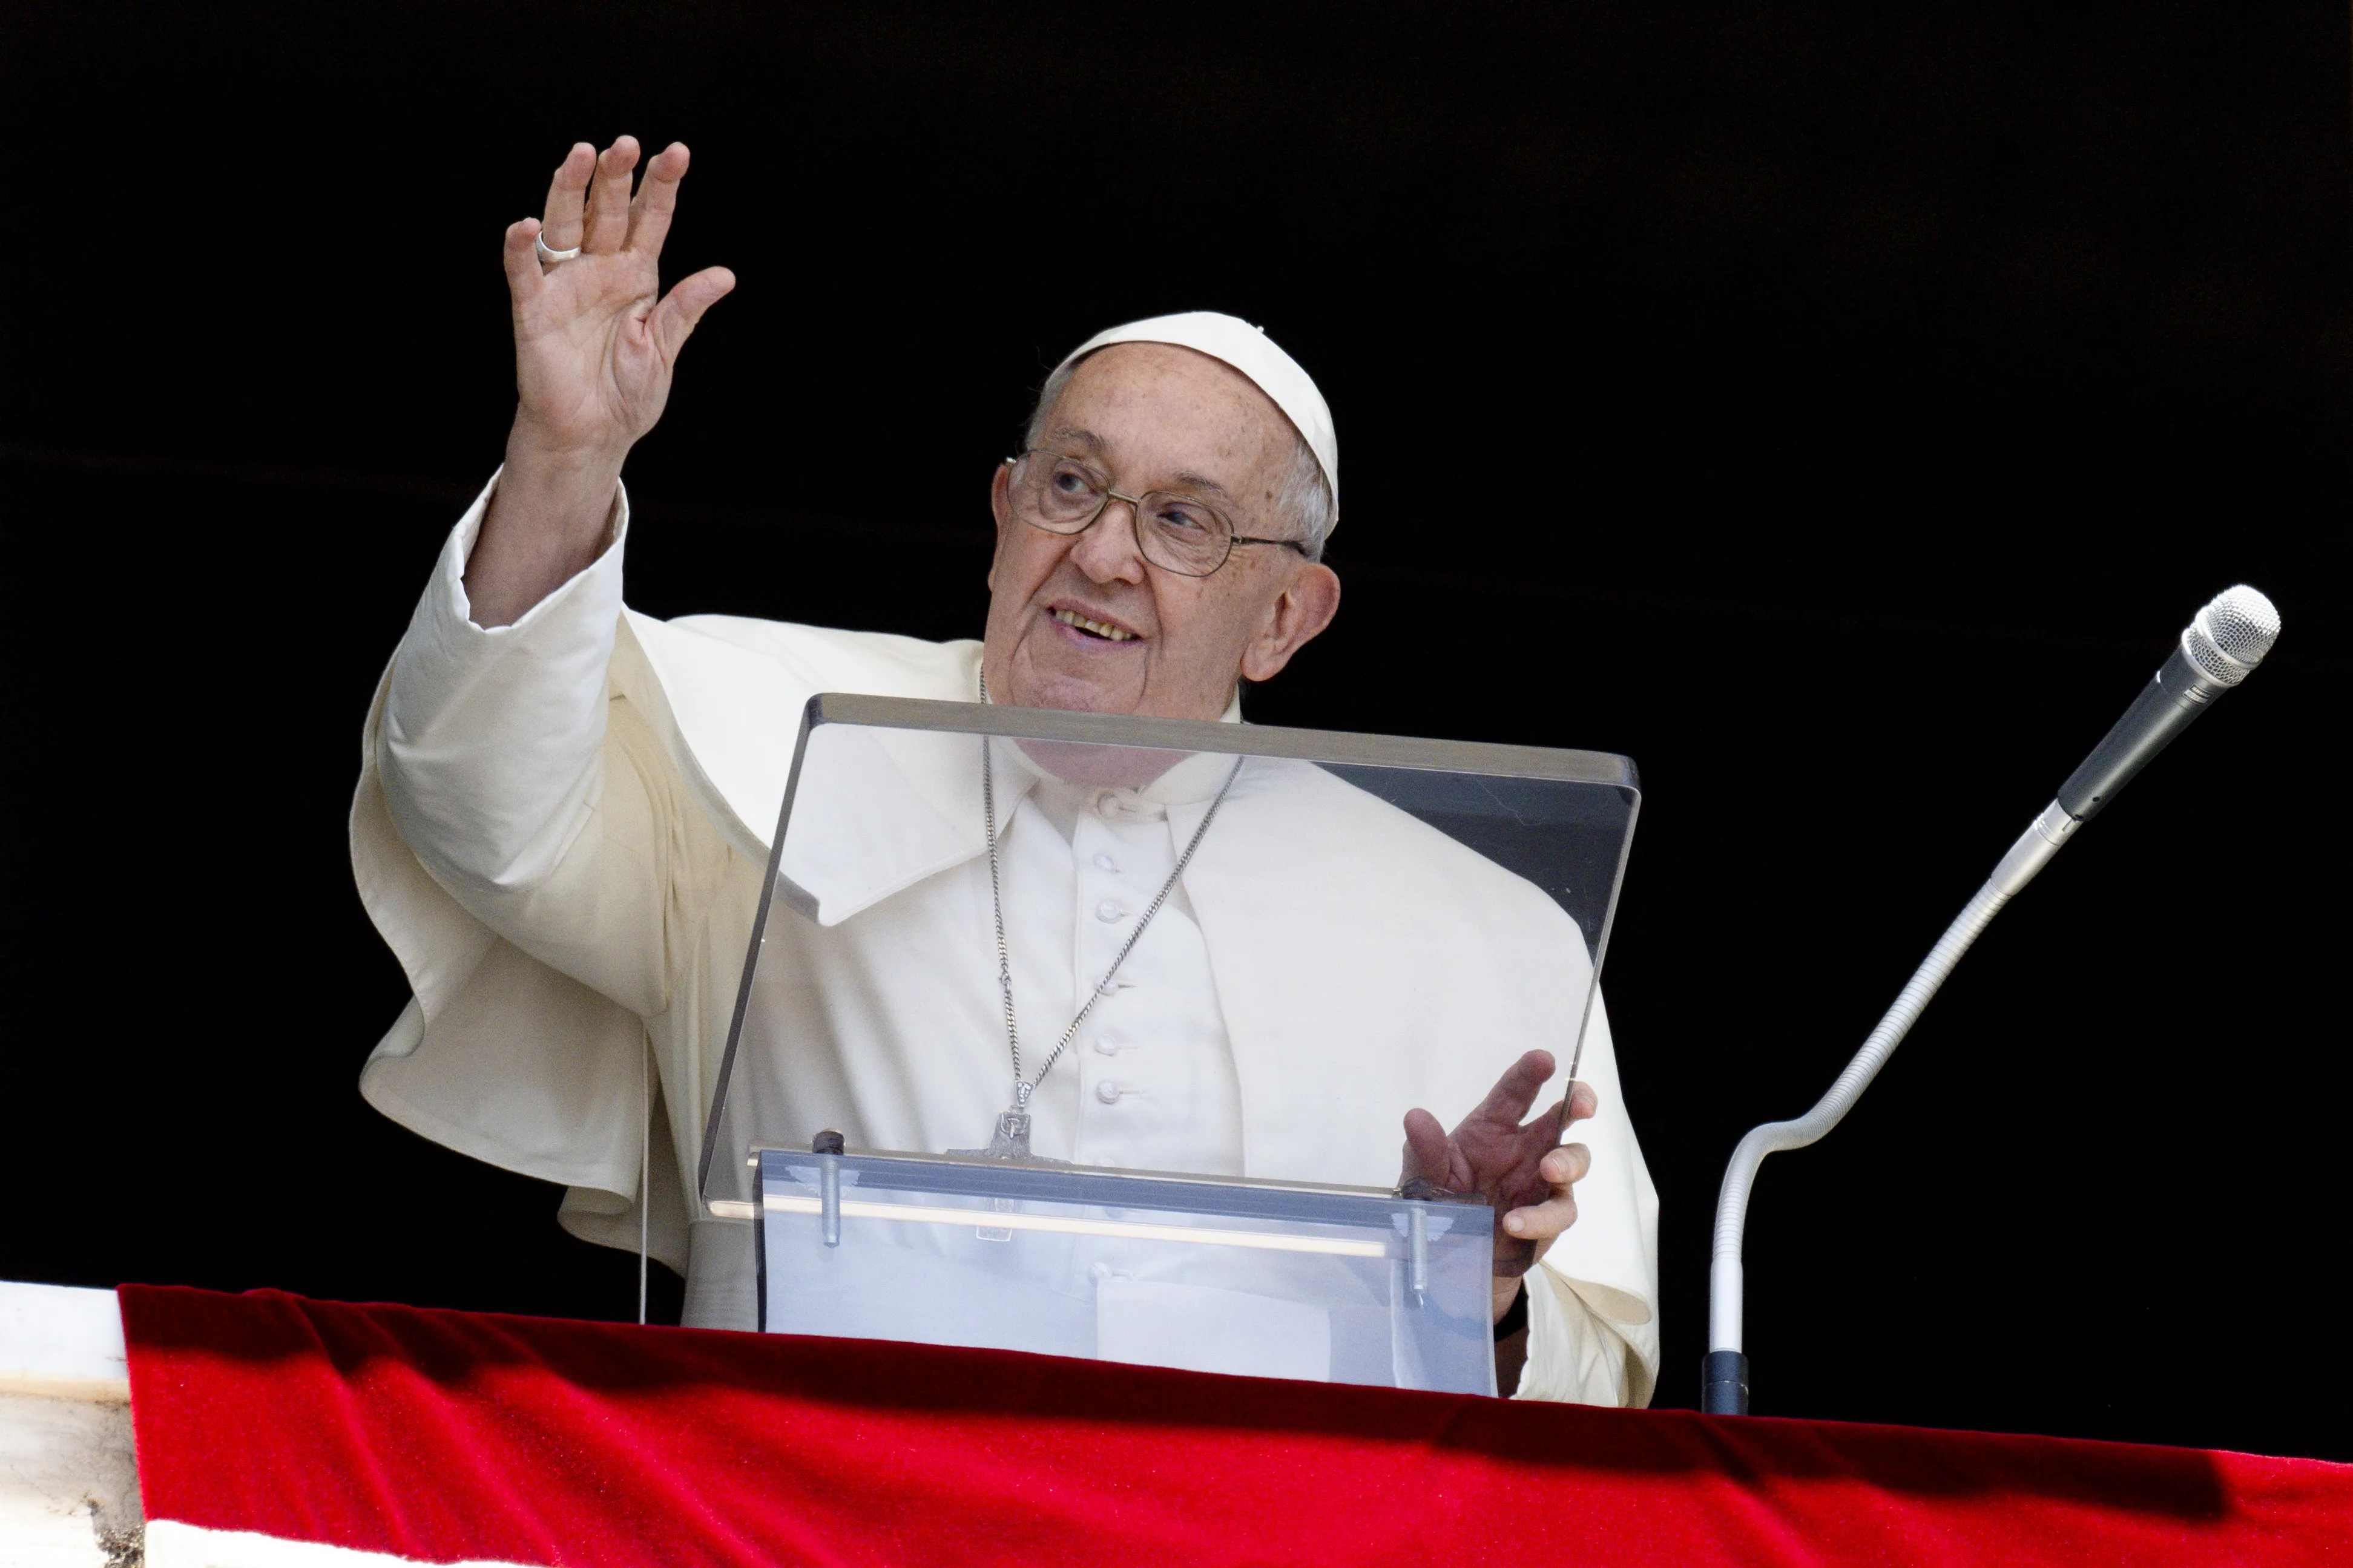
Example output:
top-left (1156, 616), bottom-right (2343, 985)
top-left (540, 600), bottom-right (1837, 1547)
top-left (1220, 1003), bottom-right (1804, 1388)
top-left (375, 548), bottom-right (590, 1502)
top-left (1239, 562), bottom-right (1342, 683)
top-left (986, 463), bottom-right (1015, 594)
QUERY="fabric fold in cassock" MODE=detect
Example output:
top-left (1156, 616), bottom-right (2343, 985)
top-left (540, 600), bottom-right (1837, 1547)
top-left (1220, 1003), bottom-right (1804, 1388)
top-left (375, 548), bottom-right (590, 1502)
top-left (350, 471), bottom-right (1660, 1404)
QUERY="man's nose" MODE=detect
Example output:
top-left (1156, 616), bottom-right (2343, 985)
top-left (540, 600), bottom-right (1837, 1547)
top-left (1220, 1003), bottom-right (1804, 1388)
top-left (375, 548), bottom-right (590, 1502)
top-left (1068, 497), bottom-right (1148, 584)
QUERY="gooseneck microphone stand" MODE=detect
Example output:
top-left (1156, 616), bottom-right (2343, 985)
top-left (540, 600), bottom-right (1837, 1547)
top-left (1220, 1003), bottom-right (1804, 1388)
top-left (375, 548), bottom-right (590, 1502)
top-left (1701, 587), bottom-right (2280, 1417)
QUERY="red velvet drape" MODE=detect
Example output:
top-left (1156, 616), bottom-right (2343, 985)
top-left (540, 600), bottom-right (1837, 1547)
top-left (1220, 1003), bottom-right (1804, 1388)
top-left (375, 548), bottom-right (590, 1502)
top-left (120, 1285), bottom-right (2349, 1566)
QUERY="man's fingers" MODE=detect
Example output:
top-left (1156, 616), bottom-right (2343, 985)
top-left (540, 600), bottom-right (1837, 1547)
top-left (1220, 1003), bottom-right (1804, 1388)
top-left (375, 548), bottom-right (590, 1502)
top-left (628, 142), bottom-right (692, 256)
top-left (1466, 1049), bottom-right (1556, 1132)
top-left (502, 218), bottom-right (547, 306)
top-left (1400, 1107), bottom-right (1449, 1183)
top-left (1500, 1139), bottom-right (1591, 1242)
top-left (1501, 1190), bottom-right (1579, 1242)
top-left (539, 143), bottom-right (594, 251)
top-left (1539, 1141), bottom-right (1591, 1190)
top-left (1567, 1079), bottom-right (1598, 1124)
top-left (651, 266), bottom-right (736, 361)
top-left (583, 136), bottom-right (642, 254)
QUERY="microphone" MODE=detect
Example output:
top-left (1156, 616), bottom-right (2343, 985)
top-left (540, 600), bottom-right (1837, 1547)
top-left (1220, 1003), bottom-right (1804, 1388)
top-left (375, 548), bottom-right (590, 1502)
top-left (2052, 585), bottom-right (2282, 822)
top-left (1700, 586), bottom-right (2281, 1418)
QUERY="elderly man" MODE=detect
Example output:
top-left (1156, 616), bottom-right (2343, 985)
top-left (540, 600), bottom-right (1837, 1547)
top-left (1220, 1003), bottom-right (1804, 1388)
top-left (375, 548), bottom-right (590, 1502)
top-left (353, 136), bottom-right (1658, 1403)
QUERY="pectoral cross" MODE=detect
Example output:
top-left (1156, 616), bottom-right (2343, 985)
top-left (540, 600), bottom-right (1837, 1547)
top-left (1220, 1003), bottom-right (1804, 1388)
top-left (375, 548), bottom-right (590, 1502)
top-left (985, 1108), bottom-right (1033, 1161)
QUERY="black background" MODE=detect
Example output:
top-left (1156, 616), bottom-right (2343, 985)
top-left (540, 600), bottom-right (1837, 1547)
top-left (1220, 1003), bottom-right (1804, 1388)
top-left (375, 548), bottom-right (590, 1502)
top-left (1, 2), bottom-right (2345, 1460)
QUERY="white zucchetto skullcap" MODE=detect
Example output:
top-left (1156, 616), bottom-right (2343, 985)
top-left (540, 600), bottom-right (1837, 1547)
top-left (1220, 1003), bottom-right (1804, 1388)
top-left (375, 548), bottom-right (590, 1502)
top-left (1056, 311), bottom-right (1338, 525)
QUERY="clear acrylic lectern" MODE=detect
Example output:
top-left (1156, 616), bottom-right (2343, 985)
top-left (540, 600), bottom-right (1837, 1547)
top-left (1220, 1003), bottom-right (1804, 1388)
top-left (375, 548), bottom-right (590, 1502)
top-left (698, 695), bottom-right (1638, 1395)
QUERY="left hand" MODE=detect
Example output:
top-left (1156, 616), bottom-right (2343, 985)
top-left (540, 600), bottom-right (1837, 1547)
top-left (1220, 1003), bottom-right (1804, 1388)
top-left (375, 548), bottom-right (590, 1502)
top-left (1400, 1049), bottom-right (1598, 1323)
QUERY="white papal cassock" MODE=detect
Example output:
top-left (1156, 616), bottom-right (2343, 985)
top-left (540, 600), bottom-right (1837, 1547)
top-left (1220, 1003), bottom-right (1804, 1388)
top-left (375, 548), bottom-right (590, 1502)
top-left (350, 474), bottom-right (1661, 1406)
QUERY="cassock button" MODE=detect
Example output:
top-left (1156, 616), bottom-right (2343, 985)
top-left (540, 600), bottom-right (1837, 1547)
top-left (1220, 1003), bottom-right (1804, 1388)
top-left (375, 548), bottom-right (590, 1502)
top-left (1096, 1081), bottom-right (1125, 1104)
top-left (1095, 900), bottom-right (1125, 922)
top-left (1093, 851), bottom-right (1119, 873)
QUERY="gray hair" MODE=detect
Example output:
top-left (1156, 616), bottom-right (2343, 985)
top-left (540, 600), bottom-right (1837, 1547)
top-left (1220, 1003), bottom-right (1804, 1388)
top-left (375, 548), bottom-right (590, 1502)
top-left (1023, 358), bottom-right (1336, 562)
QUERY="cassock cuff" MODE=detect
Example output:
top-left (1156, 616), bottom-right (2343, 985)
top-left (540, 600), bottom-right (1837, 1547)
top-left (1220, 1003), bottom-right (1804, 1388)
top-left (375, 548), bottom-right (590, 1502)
top-left (1516, 1261), bottom-right (1651, 1407)
top-left (434, 467), bottom-right (631, 638)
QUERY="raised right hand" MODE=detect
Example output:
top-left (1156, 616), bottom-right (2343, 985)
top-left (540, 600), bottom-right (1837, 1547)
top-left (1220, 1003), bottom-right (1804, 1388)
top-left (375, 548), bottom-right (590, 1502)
top-left (502, 137), bottom-right (735, 463)
top-left (467, 136), bottom-right (734, 627)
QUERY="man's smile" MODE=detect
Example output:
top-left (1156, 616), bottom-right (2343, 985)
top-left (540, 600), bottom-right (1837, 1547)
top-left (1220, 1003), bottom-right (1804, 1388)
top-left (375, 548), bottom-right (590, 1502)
top-left (1048, 604), bottom-right (1144, 644)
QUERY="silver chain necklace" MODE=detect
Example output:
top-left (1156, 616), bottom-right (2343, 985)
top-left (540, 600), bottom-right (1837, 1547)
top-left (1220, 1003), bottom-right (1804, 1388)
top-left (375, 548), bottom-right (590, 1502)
top-left (970, 674), bottom-right (1244, 1159)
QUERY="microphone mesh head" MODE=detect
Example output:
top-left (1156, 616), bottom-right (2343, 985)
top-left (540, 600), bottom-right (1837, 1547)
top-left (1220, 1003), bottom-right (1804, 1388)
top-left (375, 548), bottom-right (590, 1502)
top-left (2183, 585), bottom-right (2281, 687)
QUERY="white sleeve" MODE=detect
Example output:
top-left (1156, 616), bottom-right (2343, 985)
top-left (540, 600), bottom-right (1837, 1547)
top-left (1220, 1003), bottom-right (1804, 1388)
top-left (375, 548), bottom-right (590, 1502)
top-left (1514, 1265), bottom-right (1648, 1406)
top-left (379, 470), bottom-right (628, 900)
top-left (353, 472), bottom-right (728, 1258)
top-left (351, 471), bottom-right (669, 1245)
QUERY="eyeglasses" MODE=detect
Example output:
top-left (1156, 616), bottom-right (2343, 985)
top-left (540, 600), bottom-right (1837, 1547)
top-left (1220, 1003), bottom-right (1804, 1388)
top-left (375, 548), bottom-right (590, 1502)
top-left (1002, 449), bottom-right (1311, 579)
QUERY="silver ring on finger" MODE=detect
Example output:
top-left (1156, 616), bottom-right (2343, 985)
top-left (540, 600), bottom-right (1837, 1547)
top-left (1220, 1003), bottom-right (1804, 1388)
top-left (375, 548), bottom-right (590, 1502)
top-left (535, 232), bottom-right (584, 266)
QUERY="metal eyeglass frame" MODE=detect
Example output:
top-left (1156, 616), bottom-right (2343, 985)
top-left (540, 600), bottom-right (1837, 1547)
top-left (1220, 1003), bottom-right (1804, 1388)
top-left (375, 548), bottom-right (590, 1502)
top-left (1002, 449), bottom-right (1312, 579)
